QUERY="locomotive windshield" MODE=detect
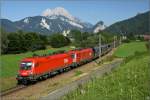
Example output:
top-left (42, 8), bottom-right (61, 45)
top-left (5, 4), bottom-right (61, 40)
top-left (71, 54), bottom-right (75, 58)
top-left (20, 62), bottom-right (32, 70)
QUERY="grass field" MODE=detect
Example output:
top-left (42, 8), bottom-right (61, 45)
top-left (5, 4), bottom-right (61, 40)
top-left (62, 42), bottom-right (150, 100)
top-left (114, 42), bottom-right (147, 57)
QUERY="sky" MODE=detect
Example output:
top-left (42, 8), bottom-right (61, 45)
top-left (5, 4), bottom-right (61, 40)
top-left (1, 0), bottom-right (149, 26)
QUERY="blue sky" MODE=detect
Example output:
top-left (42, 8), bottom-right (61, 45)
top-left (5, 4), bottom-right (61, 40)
top-left (1, 0), bottom-right (149, 26)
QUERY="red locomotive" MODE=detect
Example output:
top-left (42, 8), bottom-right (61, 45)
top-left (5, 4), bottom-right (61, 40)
top-left (16, 48), bottom-right (94, 84)
top-left (68, 48), bottom-right (93, 66)
top-left (16, 44), bottom-right (113, 85)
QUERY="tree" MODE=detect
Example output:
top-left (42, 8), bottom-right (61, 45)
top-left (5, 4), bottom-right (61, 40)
top-left (0, 28), bottom-right (9, 54)
top-left (69, 30), bottom-right (92, 48)
top-left (39, 34), bottom-right (48, 45)
top-left (5, 31), bottom-right (46, 54)
top-left (97, 31), bottom-right (114, 43)
top-left (69, 30), bottom-right (82, 42)
top-left (7, 32), bottom-right (24, 53)
top-left (49, 33), bottom-right (70, 48)
top-left (24, 32), bottom-right (46, 51)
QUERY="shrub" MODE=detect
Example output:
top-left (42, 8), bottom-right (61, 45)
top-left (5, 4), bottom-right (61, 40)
top-left (122, 39), bottom-right (130, 43)
top-left (145, 42), bottom-right (150, 51)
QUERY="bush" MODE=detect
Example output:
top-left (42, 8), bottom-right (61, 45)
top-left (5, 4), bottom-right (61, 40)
top-left (145, 42), bottom-right (150, 51)
top-left (122, 39), bottom-right (130, 43)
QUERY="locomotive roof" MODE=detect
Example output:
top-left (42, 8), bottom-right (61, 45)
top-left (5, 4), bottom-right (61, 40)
top-left (68, 48), bottom-right (92, 53)
top-left (22, 48), bottom-right (93, 62)
top-left (22, 52), bottom-right (69, 62)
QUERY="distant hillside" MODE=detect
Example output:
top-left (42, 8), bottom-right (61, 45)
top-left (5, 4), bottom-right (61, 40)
top-left (0, 19), bottom-right (20, 32)
top-left (105, 11), bottom-right (150, 35)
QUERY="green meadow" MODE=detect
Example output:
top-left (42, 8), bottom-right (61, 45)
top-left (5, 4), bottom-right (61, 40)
top-left (62, 42), bottom-right (150, 100)
top-left (114, 42), bottom-right (147, 57)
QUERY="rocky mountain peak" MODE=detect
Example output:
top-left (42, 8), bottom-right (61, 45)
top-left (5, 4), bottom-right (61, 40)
top-left (41, 7), bottom-right (75, 21)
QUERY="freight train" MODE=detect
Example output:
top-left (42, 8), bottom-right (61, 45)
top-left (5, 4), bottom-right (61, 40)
top-left (16, 43), bottom-right (114, 85)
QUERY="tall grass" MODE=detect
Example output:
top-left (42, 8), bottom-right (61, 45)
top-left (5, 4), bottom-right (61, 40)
top-left (62, 52), bottom-right (150, 100)
top-left (62, 42), bottom-right (150, 100)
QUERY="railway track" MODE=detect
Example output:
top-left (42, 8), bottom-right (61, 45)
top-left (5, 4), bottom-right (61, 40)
top-left (0, 59), bottom-right (93, 97)
top-left (0, 85), bottom-right (26, 96)
top-left (0, 67), bottom-right (78, 97)
top-left (0, 67), bottom-right (80, 97)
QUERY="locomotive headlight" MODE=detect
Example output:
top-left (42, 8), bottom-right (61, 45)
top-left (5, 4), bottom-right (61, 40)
top-left (28, 71), bottom-right (32, 75)
top-left (27, 71), bottom-right (32, 76)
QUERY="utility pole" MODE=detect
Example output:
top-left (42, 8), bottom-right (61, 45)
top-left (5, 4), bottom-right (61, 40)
top-left (120, 31), bottom-right (123, 45)
top-left (99, 34), bottom-right (101, 61)
top-left (114, 36), bottom-right (116, 48)
top-left (120, 36), bottom-right (122, 45)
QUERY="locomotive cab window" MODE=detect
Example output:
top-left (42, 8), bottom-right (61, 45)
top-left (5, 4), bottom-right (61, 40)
top-left (71, 54), bottom-right (75, 58)
top-left (20, 62), bottom-right (32, 70)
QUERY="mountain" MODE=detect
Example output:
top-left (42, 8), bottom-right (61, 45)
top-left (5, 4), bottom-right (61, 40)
top-left (0, 19), bottom-right (20, 32)
top-left (93, 21), bottom-right (106, 33)
top-left (0, 7), bottom-right (93, 35)
top-left (105, 11), bottom-right (150, 35)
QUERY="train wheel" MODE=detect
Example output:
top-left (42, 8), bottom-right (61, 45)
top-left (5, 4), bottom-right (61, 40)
top-left (48, 73), bottom-right (52, 78)
top-left (75, 63), bottom-right (78, 68)
top-left (22, 80), bottom-right (28, 85)
top-left (58, 69), bottom-right (63, 74)
top-left (70, 65), bottom-right (74, 69)
top-left (43, 75), bottom-right (48, 80)
top-left (17, 80), bottom-right (22, 85)
top-left (31, 80), bottom-right (37, 84)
